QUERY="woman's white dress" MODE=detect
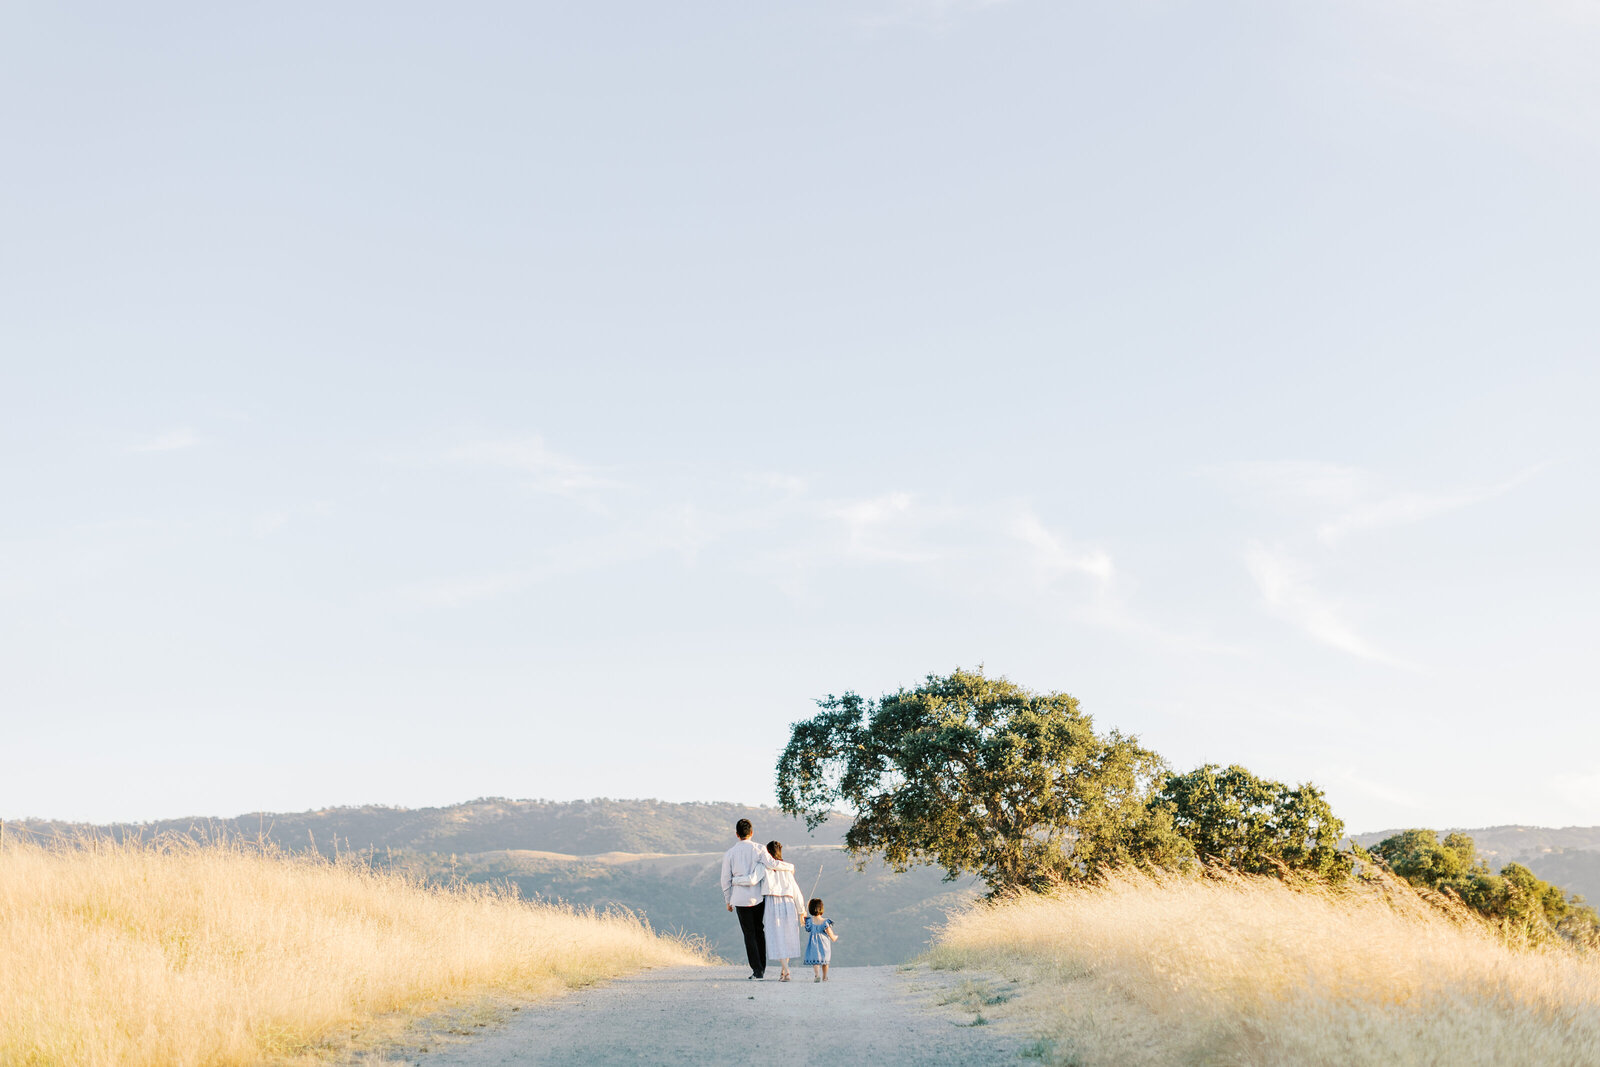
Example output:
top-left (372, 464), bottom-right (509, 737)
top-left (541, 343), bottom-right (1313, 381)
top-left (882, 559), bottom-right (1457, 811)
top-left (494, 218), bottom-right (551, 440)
top-left (761, 859), bottom-right (804, 960)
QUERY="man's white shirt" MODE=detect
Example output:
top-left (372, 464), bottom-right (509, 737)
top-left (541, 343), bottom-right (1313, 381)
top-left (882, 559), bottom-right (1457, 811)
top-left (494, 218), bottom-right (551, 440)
top-left (720, 839), bottom-right (767, 907)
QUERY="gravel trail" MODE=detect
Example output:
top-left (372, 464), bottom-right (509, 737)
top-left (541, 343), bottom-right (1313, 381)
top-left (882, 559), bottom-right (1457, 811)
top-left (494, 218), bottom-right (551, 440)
top-left (410, 965), bottom-right (1027, 1065)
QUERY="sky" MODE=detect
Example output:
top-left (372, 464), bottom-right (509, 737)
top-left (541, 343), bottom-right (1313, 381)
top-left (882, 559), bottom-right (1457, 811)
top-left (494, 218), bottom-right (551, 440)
top-left (2, 1), bottom-right (1597, 833)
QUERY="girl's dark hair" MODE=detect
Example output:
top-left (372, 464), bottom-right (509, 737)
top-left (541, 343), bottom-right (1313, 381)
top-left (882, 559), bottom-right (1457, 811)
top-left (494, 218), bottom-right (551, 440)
top-left (808, 897), bottom-right (824, 916)
top-left (766, 841), bottom-right (783, 860)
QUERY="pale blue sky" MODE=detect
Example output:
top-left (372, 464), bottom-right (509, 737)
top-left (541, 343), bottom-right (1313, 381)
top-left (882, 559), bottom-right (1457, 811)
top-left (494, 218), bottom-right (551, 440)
top-left (3, 2), bottom-right (1597, 832)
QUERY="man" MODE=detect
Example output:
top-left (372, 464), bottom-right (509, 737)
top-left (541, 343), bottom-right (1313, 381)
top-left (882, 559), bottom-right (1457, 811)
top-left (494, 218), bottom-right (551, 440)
top-left (719, 818), bottom-right (768, 980)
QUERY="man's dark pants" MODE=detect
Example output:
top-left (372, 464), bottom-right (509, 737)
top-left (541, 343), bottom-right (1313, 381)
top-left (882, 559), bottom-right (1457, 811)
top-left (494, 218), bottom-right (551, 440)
top-left (735, 900), bottom-right (767, 978)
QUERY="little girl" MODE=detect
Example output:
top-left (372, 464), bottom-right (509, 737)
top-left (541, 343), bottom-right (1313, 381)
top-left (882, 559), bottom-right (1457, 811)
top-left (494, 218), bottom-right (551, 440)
top-left (803, 897), bottom-right (838, 982)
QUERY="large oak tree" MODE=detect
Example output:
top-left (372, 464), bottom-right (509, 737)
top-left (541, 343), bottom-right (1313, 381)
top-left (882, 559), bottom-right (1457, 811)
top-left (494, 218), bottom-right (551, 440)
top-left (775, 669), bottom-right (1190, 892)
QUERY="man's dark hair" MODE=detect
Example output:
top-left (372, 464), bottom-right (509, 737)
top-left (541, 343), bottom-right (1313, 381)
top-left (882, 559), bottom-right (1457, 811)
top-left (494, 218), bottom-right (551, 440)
top-left (808, 898), bottom-right (824, 916)
top-left (767, 840), bottom-right (783, 860)
top-left (735, 818), bottom-right (753, 839)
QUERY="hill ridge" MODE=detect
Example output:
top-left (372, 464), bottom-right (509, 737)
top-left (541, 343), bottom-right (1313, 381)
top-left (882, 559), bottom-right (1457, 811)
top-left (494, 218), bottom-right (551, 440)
top-left (4, 796), bottom-right (852, 857)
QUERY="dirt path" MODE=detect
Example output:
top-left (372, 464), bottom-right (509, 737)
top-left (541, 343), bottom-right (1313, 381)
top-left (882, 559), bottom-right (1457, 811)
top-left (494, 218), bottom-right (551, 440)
top-left (409, 965), bottom-right (1026, 1065)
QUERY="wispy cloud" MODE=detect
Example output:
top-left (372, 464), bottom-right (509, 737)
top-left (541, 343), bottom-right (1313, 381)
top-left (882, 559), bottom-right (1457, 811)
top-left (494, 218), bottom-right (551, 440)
top-left (448, 437), bottom-right (623, 495)
top-left (1012, 511), bottom-right (1114, 586)
top-left (825, 491), bottom-right (941, 563)
top-left (1244, 541), bottom-right (1409, 667)
top-left (1006, 511), bottom-right (1244, 657)
top-left (1213, 461), bottom-right (1543, 545)
top-left (1315, 467), bottom-right (1543, 545)
top-left (129, 428), bottom-right (199, 453)
top-left (400, 471), bottom-right (1146, 632)
top-left (408, 441), bottom-right (1222, 658)
top-left (1212, 461), bottom-right (1548, 665)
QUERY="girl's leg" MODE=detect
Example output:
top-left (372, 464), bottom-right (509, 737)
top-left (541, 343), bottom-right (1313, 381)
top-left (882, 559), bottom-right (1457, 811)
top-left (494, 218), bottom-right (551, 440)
top-left (779, 958), bottom-right (789, 978)
top-left (821, 964), bottom-right (829, 982)
top-left (813, 965), bottom-right (822, 982)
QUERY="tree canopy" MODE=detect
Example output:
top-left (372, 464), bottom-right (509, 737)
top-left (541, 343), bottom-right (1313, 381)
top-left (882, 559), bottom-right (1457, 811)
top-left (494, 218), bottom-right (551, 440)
top-left (1373, 829), bottom-right (1480, 887)
top-left (774, 668), bottom-right (1190, 892)
top-left (1157, 763), bottom-right (1351, 880)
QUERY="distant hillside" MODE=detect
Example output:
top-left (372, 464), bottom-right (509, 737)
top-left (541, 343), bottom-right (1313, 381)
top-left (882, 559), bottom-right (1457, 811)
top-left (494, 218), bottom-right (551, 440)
top-left (1352, 825), bottom-right (1600, 904)
top-left (434, 845), bottom-right (980, 966)
top-left (21, 802), bottom-right (1596, 964)
top-left (7, 797), bottom-right (849, 856)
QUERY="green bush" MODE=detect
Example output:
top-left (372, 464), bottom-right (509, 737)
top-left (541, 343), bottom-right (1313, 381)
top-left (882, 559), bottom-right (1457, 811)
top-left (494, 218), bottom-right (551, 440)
top-left (1156, 763), bottom-right (1351, 880)
top-left (1373, 829), bottom-right (1600, 947)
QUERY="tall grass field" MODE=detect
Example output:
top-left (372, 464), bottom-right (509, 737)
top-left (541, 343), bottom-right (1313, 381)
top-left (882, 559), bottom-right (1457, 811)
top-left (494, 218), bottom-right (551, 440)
top-left (0, 834), bottom-right (705, 1066)
top-left (928, 869), bottom-right (1600, 1066)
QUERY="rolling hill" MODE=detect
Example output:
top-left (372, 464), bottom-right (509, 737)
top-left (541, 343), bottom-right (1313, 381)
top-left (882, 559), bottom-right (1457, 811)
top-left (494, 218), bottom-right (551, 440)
top-left (7, 796), bottom-right (848, 855)
top-left (13, 800), bottom-right (1598, 962)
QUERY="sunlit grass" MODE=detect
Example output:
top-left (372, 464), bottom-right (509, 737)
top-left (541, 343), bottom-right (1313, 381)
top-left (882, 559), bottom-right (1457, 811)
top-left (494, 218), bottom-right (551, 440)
top-left (927, 868), bottom-right (1600, 1065)
top-left (0, 834), bottom-right (707, 1066)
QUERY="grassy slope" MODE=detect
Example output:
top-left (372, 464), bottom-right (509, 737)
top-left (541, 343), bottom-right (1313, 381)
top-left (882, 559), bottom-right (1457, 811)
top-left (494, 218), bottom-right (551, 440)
top-left (927, 869), bottom-right (1600, 1066)
top-left (0, 837), bottom-right (705, 1067)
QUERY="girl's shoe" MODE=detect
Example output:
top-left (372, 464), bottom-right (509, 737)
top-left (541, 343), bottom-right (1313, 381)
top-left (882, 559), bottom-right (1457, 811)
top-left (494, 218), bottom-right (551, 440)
top-left (780, 973), bottom-right (790, 982)
top-left (813, 975), bottom-right (821, 983)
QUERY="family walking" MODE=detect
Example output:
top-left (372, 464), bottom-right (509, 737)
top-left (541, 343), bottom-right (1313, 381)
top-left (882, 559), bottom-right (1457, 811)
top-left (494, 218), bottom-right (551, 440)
top-left (720, 819), bottom-right (838, 982)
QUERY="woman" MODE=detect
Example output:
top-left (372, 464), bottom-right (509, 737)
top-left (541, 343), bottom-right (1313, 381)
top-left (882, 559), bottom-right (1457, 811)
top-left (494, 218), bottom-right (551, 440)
top-left (759, 840), bottom-right (804, 981)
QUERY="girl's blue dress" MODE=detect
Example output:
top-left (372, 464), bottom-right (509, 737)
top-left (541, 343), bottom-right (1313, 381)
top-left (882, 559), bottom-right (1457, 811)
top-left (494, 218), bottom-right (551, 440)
top-left (803, 916), bottom-right (834, 966)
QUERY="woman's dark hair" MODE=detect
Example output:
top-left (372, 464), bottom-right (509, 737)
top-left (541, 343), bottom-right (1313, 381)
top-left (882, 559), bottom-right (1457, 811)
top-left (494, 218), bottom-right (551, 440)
top-left (808, 898), bottom-right (824, 916)
top-left (766, 840), bottom-right (783, 860)
top-left (735, 818), bottom-right (753, 839)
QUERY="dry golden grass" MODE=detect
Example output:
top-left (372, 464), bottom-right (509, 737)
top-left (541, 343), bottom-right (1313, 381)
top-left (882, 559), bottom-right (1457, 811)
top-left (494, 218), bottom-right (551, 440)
top-left (927, 869), bottom-right (1600, 1066)
top-left (0, 833), bottom-right (706, 1066)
